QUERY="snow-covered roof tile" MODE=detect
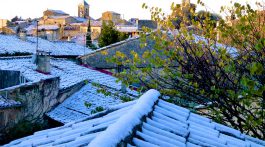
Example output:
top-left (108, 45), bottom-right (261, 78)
top-left (0, 35), bottom-right (92, 56)
top-left (49, 16), bottom-right (70, 19)
top-left (4, 90), bottom-right (265, 146)
top-left (0, 95), bottom-right (21, 109)
top-left (36, 25), bottom-right (59, 31)
top-left (0, 57), bottom-right (139, 117)
top-left (46, 83), bottom-right (128, 124)
top-left (0, 58), bottom-right (126, 90)
top-left (47, 9), bottom-right (69, 15)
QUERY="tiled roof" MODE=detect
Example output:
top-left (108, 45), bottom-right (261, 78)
top-left (0, 34), bottom-right (92, 56)
top-left (4, 101), bottom-right (135, 147)
top-left (0, 58), bottom-right (138, 91)
top-left (36, 25), bottom-right (59, 31)
top-left (91, 21), bottom-right (102, 27)
top-left (4, 90), bottom-right (265, 146)
top-left (49, 16), bottom-right (71, 19)
top-left (47, 9), bottom-right (69, 15)
top-left (73, 17), bottom-right (89, 23)
top-left (116, 25), bottom-right (138, 33)
top-left (84, 0), bottom-right (89, 6)
top-left (103, 11), bottom-right (120, 15)
top-left (0, 95), bottom-right (21, 109)
top-left (138, 20), bottom-right (158, 30)
top-left (47, 83), bottom-right (137, 124)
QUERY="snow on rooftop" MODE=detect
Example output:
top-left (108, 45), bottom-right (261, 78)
top-left (0, 57), bottom-right (139, 94)
top-left (47, 83), bottom-right (131, 124)
top-left (0, 35), bottom-right (92, 56)
top-left (49, 16), bottom-right (71, 19)
top-left (36, 25), bottom-right (59, 30)
top-left (116, 26), bottom-right (138, 33)
top-left (0, 95), bottom-right (22, 109)
top-left (47, 9), bottom-right (69, 15)
top-left (4, 101), bottom-right (134, 147)
top-left (89, 89), bottom-right (160, 147)
top-left (5, 89), bottom-right (265, 147)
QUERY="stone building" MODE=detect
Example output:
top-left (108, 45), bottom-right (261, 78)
top-left (102, 11), bottom-right (121, 23)
top-left (78, 0), bottom-right (90, 19)
top-left (43, 9), bottom-right (69, 19)
top-left (40, 15), bottom-right (77, 26)
top-left (33, 25), bottom-right (60, 41)
top-left (91, 21), bottom-right (102, 40)
top-left (116, 25), bottom-right (139, 37)
top-left (0, 19), bottom-right (8, 29)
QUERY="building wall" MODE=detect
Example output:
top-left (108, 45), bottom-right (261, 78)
top-left (78, 5), bottom-right (89, 19)
top-left (91, 26), bottom-right (101, 40)
top-left (102, 12), bottom-right (121, 23)
top-left (63, 30), bottom-right (80, 38)
top-left (45, 30), bottom-right (59, 41)
top-left (40, 17), bottom-right (76, 26)
top-left (0, 19), bottom-right (8, 28)
top-left (0, 77), bottom-right (60, 138)
top-left (33, 29), bottom-right (60, 41)
top-left (80, 25), bottom-right (88, 33)
top-left (0, 70), bottom-right (26, 90)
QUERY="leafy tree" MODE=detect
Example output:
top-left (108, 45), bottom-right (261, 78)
top-left (197, 10), bottom-right (222, 21)
top-left (98, 21), bottom-right (129, 47)
top-left (11, 16), bottom-right (21, 22)
top-left (118, 32), bottom-right (129, 42)
top-left (109, 1), bottom-right (265, 139)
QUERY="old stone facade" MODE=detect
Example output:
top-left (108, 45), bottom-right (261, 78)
top-left (43, 9), bottom-right (69, 18)
top-left (0, 77), bottom-right (60, 140)
top-left (33, 25), bottom-right (60, 41)
top-left (78, 0), bottom-right (90, 19)
top-left (0, 19), bottom-right (8, 29)
top-left (102, 11), bottom-right (121, 24)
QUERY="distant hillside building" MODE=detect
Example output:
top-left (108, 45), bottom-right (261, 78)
top-left (40, 16), bottom-right (76, 26)
top-left (102, 11), bottom-right (121, 23)
top-left (33, 25), bottom-right (60, 41)
top-left (0, 19), bottom-right (8, 29)
top-left (78, 0), bottom-right (90, 19)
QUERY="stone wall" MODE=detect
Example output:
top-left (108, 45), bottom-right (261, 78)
top-left (57, 80), bottom-right (86, 103)
top-left (0, 77), bottom-right (60, 138)
top-left (0, 70), bottom-right (27, 89)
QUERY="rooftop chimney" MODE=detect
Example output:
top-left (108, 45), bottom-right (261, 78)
top-left (19, 31), bottom-right (27, 41)
top-left (36, 51), bottom-right (51, 74)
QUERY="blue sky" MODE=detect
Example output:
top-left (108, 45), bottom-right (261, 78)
top-left (0, 0), bottom-right (262, 20)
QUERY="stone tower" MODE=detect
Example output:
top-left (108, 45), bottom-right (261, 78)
top-left (182, 0), bottom-right (190, 6)
top-left (78, 0), bottom-right (89, 19)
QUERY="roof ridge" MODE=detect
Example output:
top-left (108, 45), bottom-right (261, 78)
top-left (88, 89), bottom-right (160, 147)
top-left (78, 37), bottom-right (140, 59)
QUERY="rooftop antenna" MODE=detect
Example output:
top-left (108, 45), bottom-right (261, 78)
top-left (31, 20), bottom-right (39, 64)
top-left (36, 20), bottom-right (39, 53)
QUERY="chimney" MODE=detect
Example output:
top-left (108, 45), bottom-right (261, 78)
top-left (19, 31), bottom-right (27, 41)
top-left (136, 19), bottom-right (139, 26)
top-left (36, 51), bottom-right (51, 74)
